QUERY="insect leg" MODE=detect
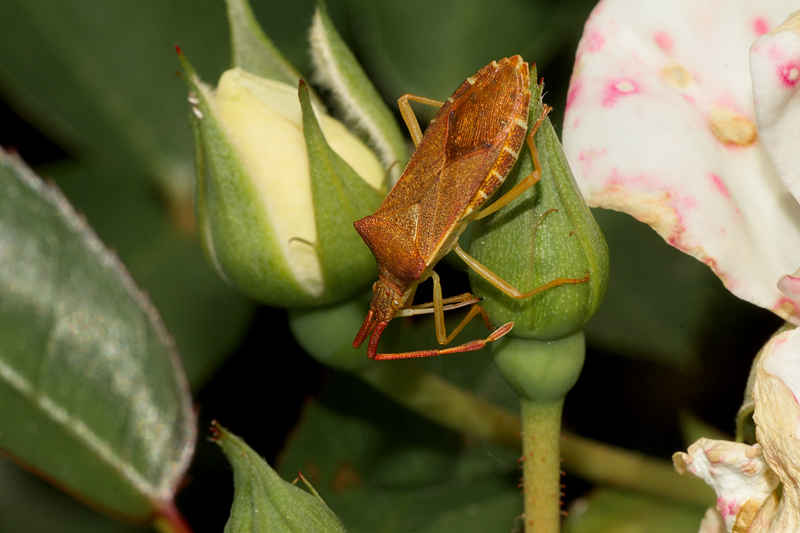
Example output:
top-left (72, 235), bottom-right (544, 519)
top-left (453, 244), bottom-right (590, 299)
top-left (369, 322), bottom-right (514, 361)
top-left (396, 292), bottom-right (480, 316)
top-left (425, 270), bottom-right (496, 344)
top-left (368, 271), bottom-right (499, 360)
top-left (471, 104), bottom-right (553, 221)
top-left (397, 94), bottom-right (446, 147)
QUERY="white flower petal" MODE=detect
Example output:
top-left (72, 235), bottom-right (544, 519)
top-left (673, 438), bottom-right (779, 532)
top-left (217, 70), bottom-right (323, 295)
top-left (564, 0), bottom-right (800, 323)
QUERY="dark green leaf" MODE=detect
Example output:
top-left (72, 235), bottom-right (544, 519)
top-left (51, 159), bottom-right (255, 389)
top-left (345, 0), bottom-right (596, 114)
top-left (0, 152), bottom-right (195, 520)
top-left (0, 457), bottom-right (147, 533)
top-left (278, 373), bottom-right (523, 532)
top-left (0, 0), bottom-right (228, 185)
top-left (563, 489), bottom-right (705, 533)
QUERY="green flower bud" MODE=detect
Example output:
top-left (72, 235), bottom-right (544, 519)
top-left (179, 52), bottom-right (385, 308)
top-left (211, 422), bottom-right (346, 533)
top-left (468, 73), bottom-right (609, 340)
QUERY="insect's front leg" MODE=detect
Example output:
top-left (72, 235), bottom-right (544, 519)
top-left (397, 94), bottom-right (446, 147)
top-left (427, 270), bottom-right (494, 345)
top-left (369, 322), bottom-right (513, 361)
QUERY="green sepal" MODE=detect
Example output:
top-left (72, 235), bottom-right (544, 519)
top-left (309, 0), bottom-right (407, 182)
top-left (179, 51), bottom-right (312, 307)
top-left (468, 70), bottom-right (609, 340)
top-left (299, 80), bottom-right (384, 304)
top-left (493, 332), bottom-right (586, 403)
top-left (212, 422), bottom-right (347, 533)
top-left (224, 0), bottom-right (302, 85)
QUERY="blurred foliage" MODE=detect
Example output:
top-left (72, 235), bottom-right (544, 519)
top-left (0, 0), bottom-right (783, 531)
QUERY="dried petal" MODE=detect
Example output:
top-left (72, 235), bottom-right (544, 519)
top-left (698, 508), bottom-right (725, 533)
top-left (673, 438), bottom-right (779, 532)
top-left (754, 326), bottom-right (800, 531)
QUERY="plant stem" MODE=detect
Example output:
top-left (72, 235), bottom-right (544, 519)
top-left (357, 362), bottom-right (521, 448)
top-left (357, 360), bottom-right (713, 506)
top-left (153, 503), bottom-right (194, 533)
top-left (560, 432), bottom-right (714, 504)
top-left (521, 398), bottom-right (564, 533)
top-left (493, 334), bottom-right (584, 533)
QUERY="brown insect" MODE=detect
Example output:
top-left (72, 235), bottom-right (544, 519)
top-left (353, 56), bottom-right (589, 360)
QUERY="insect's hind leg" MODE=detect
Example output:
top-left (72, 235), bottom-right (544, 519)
top-left (397, 94), bottom-right (446, 147)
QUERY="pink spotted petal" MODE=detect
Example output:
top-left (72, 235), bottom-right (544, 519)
top-left (754, 326), bottom-right (800, 530)
top-left (564, 0), bottom-right (800, 323)
top-left (779, 267), bottom-right (800, 300)
top-left (751, 12), bottom-right (800, 197)
top-left (751, 12), bottom-right (800, 296)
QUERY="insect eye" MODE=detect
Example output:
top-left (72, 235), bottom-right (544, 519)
top-left (391, 298), bottom-right (403, 309)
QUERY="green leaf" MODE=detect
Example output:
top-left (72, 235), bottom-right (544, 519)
top-left (309, 1), bottom-right (408, 181)
top-left (0, 151), bottom-right (195, 520)
top-left (0, 0), bottom-right (254, 391)
top-left (344, 0), bottom-right (596, 111)
top-left (0, 457), bottom-right (147, 533)
top-left (212, 422), bottom-right (347, 533)
top-left (563, 489), bottom-right (705, 533)
top-left (225, 0), bottom-right (304, 84)
top-left (0, 0), bottom-right (229, 187)
top-left (50, 159), bottom-right (255, 390)
top-left (278, 373), bottom-right (523, 532)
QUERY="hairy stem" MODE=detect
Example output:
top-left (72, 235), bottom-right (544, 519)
top-left (521, 398), bottom-right (564, 533)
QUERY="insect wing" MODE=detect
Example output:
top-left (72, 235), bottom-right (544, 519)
top-left (378, 58), bottom-right (531, 262)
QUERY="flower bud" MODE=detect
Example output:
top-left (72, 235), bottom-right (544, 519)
top-left (180, 52), bottom-right (385, 308)
top-left (468, 74), bottom-right (609, 340)
top-left (211, 422), bottom-right (346, 532)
